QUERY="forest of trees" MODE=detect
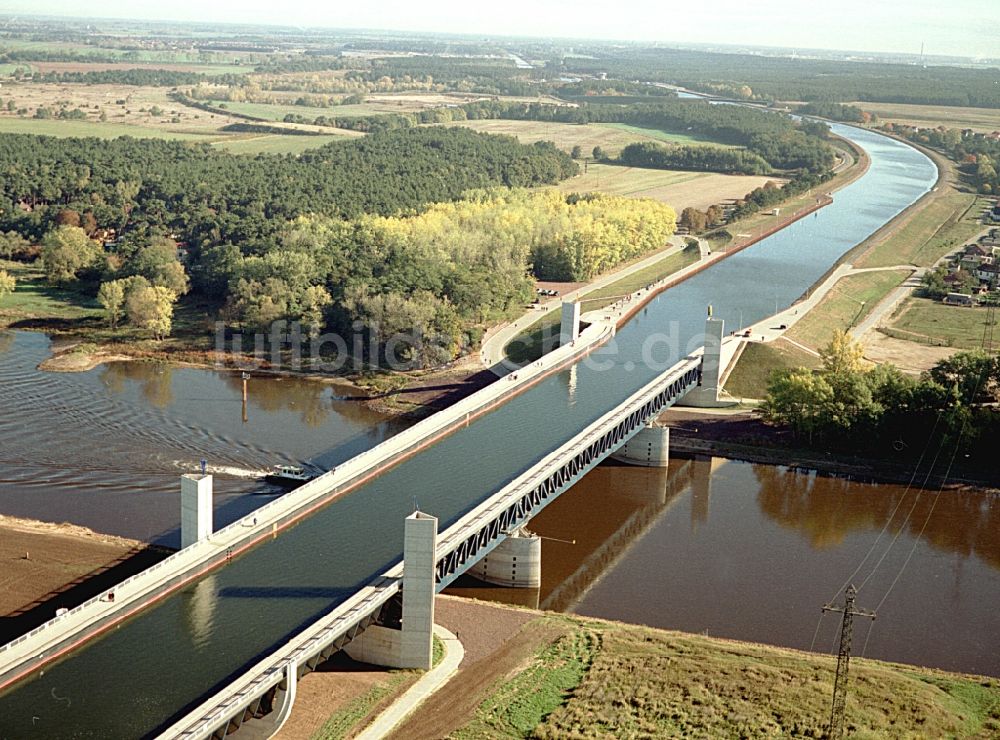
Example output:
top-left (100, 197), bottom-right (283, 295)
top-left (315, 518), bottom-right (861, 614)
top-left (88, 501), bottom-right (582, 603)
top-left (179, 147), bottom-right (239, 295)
top-left (0, 127), bottom-right (576, 247)
top-left (218, 189), bottom-right (675, 365)
top-left (619, 141), bottom-right (772, 175)
top-left (762, 333), bottom-right (1000, 465)
top-left (24, 189), bottom-right (674, 366)
top-left (0, 127), bottom-right (682, 365)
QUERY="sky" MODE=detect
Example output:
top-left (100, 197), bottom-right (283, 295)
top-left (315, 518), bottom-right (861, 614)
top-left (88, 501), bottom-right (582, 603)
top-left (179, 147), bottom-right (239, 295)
top-left (7, 0), bottom-right (1000, 59)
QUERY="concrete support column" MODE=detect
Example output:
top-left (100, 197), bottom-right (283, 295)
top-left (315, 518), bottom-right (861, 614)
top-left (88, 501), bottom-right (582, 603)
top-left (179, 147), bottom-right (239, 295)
top-left (612, 423), bottom-right (670, 467)
top-left (560, 300), bottom-right (581, 346)
top-left (346, 511), bottom-right (438, 670)
top-left (400, 511), bottom-right (437, 670)
top-left (180, 474), bottom-right (213, 549)
top-left (677, 308), bottom-right (735, 408)
top-left (469, 526), bottom-right (541, 588)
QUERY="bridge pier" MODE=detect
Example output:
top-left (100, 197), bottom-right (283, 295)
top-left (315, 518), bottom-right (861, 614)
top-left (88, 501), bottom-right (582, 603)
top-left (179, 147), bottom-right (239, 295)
top-left (469, 526), bottom-right (541, 588)
top-left (346, 511), bottom-right (438, 670)
top-left (560, 300), bottom-right (581, 345)
top-left (611, 423), bottom-right (670, 467)
top-left (180, 473), bottom-right (213, 549)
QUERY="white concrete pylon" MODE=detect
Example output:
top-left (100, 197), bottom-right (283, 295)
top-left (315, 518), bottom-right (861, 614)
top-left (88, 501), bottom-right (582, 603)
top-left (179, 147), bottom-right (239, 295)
top-left (180, 474), bottom-right (213, 549)
top-left (400, 511), bottom-right (438, 670)
top-left (611, 423), bottom-right (670, 467)
top-left (560, 300), bottom-right (581, 346)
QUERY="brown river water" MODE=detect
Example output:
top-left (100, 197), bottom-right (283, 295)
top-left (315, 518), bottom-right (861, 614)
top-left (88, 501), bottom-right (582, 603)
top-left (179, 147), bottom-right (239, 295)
top-left (2, 330), bottom-right (998, 676)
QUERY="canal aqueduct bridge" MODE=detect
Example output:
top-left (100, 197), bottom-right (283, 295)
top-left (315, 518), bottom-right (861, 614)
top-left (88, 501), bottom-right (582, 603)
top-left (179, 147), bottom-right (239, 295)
top-left (0, 306), bottom-right (739, 739)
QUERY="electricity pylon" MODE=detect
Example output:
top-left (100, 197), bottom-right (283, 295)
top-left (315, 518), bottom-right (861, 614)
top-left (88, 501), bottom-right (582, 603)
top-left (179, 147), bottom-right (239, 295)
top-left (822, 584), bottom-right (876, 738)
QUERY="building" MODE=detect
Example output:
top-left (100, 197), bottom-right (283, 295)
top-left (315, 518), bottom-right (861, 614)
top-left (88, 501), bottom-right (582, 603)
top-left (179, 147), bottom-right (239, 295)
top-left (943, 292), bottom-right (976, 306)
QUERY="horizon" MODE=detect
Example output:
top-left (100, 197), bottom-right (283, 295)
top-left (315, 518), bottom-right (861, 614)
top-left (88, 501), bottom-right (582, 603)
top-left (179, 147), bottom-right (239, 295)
top-left (4, 0), bottom-right (999, 61)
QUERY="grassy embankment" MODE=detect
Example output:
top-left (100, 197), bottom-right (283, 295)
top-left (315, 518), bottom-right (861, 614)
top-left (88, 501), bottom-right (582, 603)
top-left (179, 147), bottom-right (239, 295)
top-left (448, 614), bottom-right (1000, 738)
top-left (722, 340), bottom-right (821, 400)
top-left (786, 269), bottom-right (912, 348)
top-left (505, 246), bottom-right (699, 365)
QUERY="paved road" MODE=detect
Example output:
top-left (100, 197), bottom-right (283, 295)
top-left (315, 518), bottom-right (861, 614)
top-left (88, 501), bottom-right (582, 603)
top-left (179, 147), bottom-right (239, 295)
top-left (741, 263), bottom-right (923, 348)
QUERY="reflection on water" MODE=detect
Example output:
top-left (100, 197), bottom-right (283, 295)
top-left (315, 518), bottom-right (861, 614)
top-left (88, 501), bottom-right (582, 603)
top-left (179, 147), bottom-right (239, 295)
top-left (455, 455), bottom-right (1000, 677)
top-left (0, 331), bottom-right (405, 545)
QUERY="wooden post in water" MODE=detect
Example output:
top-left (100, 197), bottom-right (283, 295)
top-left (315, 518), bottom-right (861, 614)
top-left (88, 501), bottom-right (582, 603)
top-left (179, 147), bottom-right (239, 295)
top-left (241, 371), bottom-right (250, 424)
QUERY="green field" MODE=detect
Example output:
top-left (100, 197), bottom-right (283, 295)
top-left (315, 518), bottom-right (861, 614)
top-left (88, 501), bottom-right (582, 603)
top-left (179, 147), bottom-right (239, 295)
top-left (0, 116), bottom-right (214, 141)
top-left (854, 101), bottom-right (1000, 134)
top-left (599, 122), bottom-right (736, 147)
top-left (580, 246), bottom-right (698, 310)
top-left (856, 191), bottom-right (985, 269)
top-left (887, 297), bottom-right (999, 351)
top-left (218, 100), bottom-right (385, 122)
top-left (211, 133), bottom-right (349, 154)
top-left (0, 260), bottom-right (102, 325)
top-left (0, 116), bottom-right (349, 154)
top-left (723, 340), bottom-right (822, 399)
top-left (787, 270), bottom-right (910, 349)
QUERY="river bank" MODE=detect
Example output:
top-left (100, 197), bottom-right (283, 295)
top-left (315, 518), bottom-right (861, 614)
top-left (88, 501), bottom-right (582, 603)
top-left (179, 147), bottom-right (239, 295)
top-left (659, 407), bottom-right (1000, 491)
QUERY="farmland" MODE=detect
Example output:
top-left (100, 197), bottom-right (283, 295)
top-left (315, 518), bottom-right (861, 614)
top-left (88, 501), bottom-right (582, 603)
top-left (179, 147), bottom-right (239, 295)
top-left (556, 162), bottom-right (778, 211)
top-left (854, 101), bottom-right (1000, 133)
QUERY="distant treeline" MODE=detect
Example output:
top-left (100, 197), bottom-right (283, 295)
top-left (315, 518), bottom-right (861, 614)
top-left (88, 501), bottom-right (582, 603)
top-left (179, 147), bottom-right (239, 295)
top-left (28, 69), bottom-right (247, 87)
top-left (455, 99), bottom-right (836, 173)
top-left (559, 48), bottom-right (1000, 108)
top-left (797, 102), bottom-right (873, 123)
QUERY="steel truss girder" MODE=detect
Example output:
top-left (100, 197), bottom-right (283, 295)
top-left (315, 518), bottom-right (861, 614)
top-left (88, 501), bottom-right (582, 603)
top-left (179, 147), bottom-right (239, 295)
top-left (434, 363), bottom-right (700, 589)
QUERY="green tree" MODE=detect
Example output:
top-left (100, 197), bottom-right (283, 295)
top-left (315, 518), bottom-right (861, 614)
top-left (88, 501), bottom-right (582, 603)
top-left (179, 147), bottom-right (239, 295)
top-left (592, 146), bottom-right (606, 161)
top-left (0, 269), bottom-right (15, 301)
top-left (126, 285), bottom-right (176, 340)
top-left (571, 145), bottom-right (583, 159)
top-left (760, 368), bottom-right (835, 443)
top-left (0, 231), bottom-right (30, 260)
top-left (129, 239), bottom-right (190, 296)
top-left (41, 226), bottom-right (102, 284)
top-left (97, 279), bottom-right (127, 328)
top-left (301, 285), bottom-right (332, 338)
